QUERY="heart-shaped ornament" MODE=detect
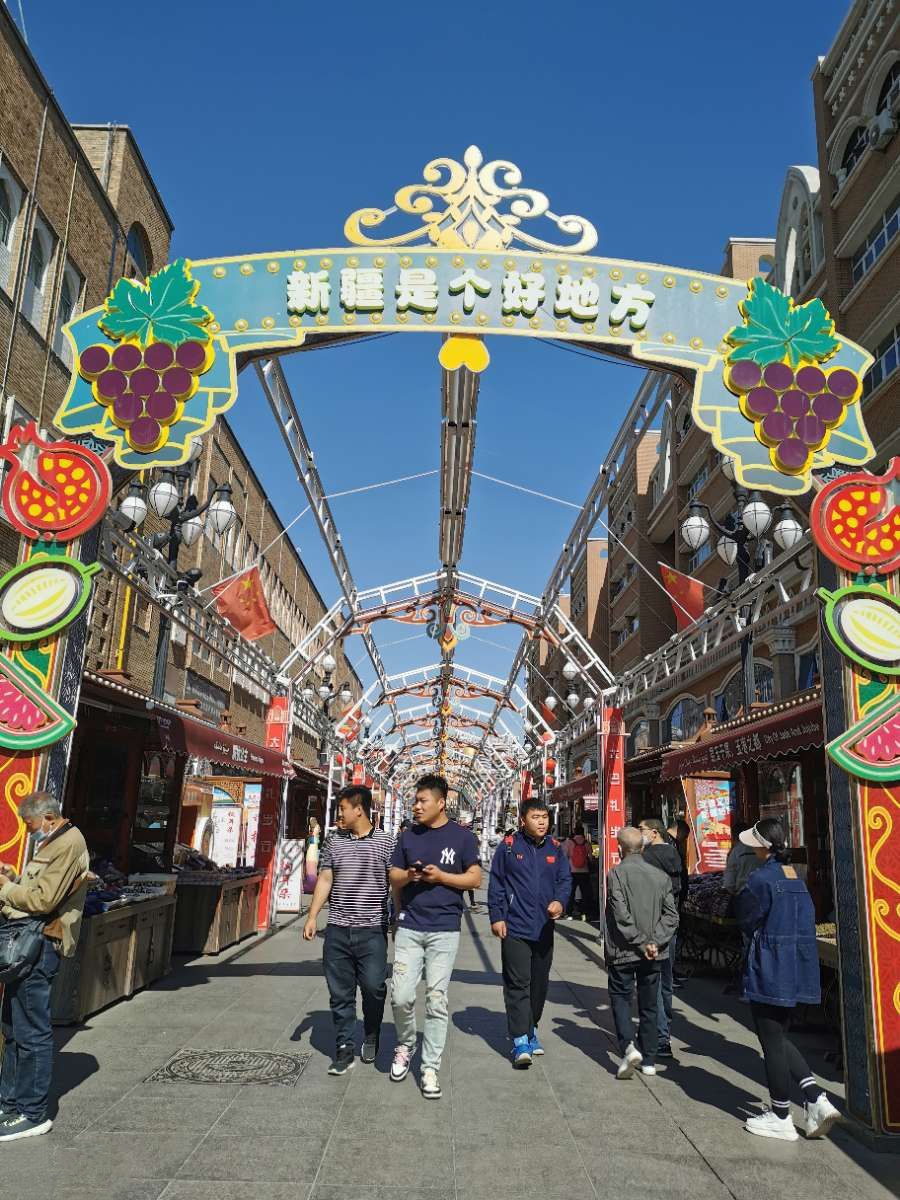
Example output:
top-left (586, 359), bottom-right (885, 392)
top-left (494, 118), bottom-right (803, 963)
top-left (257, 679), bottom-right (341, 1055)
top-left (438, 335), bottom-right (490, 374)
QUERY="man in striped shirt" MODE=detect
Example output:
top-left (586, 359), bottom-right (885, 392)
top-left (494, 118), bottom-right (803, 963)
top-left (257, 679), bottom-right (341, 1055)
top-left (303, 785), bottom-right (394, 1076)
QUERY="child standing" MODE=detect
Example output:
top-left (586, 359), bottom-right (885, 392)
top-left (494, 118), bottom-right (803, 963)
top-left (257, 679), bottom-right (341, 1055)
top-left (488, 800), bottom-right (572, 1068)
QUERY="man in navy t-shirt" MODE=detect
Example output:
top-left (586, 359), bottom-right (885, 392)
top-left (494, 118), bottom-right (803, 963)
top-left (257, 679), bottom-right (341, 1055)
top-left (388, 773), bottom-right (480, 1099)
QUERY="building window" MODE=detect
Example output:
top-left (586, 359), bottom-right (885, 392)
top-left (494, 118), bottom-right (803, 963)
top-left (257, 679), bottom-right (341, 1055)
top-left (715, 663), bottom-right (774, 721)
top-left (615, 613), bottom-right (639, 647)
top-left (841, 125), bottom-right (869, 176)
top-left (52, 262), bottom-right (83, 365)
top-left (628, 719), bottom-right (652, 757)
top-left (676, 408), bottom-right (692, 444)
top-left (876, 62), bottom-right (900, 114)
top-left (687, 463), bottom-right (709, 500)
top-left (851, 196), bottom-right (899, 285)
top-left (863, 323), bottom-right (900, 398)
top-left (798, 649), bottom-right (819, 689)
top-left (0, 172), bottom-right (21, 291)
top-left (667, 697), bottom-right (703, 742)
top-left (688, 540), bottom-right (712, 572)
top-left (22, 217), bottom-right (54, 331)
top-left (125, 223), bottom-right (150, 279)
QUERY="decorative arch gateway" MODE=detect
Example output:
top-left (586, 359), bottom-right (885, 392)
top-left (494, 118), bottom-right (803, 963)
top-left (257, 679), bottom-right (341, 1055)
top-left (58, 144), bottom-right (872, 494)
top-left (51, 143), bottom-right (875, 801)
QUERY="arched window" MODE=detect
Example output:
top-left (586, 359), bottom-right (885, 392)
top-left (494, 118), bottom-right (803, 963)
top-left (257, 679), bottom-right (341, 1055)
top-left (126, 224), bottom-right (150, 279)
top-left (876, 62), bottom-right (900, 114)
top-left (841, 125), bottom-right (869, 176)
top-left (797, 211), bottom-right (812, 287)
top-left (715, 663), bottom-right (774, 721)
top-left (628, 719), bottom-right (652, 758)
top-left (53, 262), bottom-right (83, 364)
top-left (0, 181), bottom-right (12, 247)
top-left (667, 697), bottom-right (703, 743)
top-left (23, 216), bottom-right (54, 329)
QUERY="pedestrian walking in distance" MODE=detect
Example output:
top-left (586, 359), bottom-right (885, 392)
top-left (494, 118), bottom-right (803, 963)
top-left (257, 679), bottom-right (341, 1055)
top-left (562, 824), bottom-right (593, 919)
top-left (303, 785), bottom-right (394, 1077)
top-left (488, 799), bottom-right (572, 1067)
top-left (0, 791), bottom-right (89, 1140)
top-left (735, 819), bottom-right (841, 1141)
top-left (639, 818), bottom-right (684, 1059)
top-left (604, 826), bottom-right (678, 1080)
top-left (389, 773), bottom-right (481, 1099)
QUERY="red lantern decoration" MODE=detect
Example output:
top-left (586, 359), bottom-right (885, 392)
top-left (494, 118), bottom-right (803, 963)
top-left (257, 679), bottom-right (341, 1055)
top-left (545, 757), bottom-right (557, 773)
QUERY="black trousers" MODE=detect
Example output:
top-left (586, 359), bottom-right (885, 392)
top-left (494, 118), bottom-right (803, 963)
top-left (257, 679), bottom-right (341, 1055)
top-left (501, 925), bottom-right (554, 1039)
top-left (751, 1001), bottom-right (820, 1106)
top-left (607, 958), bottom-right (661, 1063)
top-left (568, 873), bottom-right (593, 916)
top-left (322, 925), bottom-right (388, 1051)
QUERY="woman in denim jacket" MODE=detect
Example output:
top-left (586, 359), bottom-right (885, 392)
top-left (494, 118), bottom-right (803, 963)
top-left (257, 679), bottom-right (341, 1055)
top-left (734, 818), bottom-right (840, 1143)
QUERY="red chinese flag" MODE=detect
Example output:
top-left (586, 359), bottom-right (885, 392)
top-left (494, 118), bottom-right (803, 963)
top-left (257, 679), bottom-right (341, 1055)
top-left (212, 566), bottom-right (276, 642)
top-left (659, 562), bottom-right (705, 631)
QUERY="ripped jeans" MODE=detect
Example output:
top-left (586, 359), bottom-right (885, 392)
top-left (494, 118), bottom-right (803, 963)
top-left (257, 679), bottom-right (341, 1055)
top-left (391, 928), bottom-right (460, 1070)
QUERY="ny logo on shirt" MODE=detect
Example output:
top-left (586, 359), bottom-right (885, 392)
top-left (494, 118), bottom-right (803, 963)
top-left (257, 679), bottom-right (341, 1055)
top-left (440, 847), bottom-right (456, 866)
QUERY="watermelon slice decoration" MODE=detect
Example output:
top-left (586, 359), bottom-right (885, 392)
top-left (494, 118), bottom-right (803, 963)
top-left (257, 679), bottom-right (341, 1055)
top-left (0, 652), bottom-right (75, 751)
top-left (827, 691), bottom-right (900, 783)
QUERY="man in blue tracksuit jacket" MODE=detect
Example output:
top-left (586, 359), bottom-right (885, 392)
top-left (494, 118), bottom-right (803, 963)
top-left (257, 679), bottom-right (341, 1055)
top-left (488, 798), bottom-right (572, 1067)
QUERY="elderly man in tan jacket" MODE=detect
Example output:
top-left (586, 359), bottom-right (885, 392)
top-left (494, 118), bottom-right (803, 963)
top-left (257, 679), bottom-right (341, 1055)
top-left (0, 791), bottom-right (89, 1140)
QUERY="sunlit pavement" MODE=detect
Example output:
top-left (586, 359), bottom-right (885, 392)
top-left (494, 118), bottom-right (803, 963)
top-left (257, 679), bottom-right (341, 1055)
top-left (2, 897), bottom-right (898, 1200)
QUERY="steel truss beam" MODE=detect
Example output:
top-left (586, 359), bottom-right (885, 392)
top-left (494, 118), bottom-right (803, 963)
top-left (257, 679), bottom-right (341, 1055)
top-left (254, 357), bottom-right (403, 736)
top-left (615, 537), bottom-right (815, 708)
top-left (458, 367), bottom-right (674, 793)
top-left (439, 359), bottom-right (479, 567)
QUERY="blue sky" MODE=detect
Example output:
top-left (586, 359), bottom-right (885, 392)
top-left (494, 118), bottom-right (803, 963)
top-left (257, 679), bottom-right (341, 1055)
top-left (25, 0), bottom-right (848, 697)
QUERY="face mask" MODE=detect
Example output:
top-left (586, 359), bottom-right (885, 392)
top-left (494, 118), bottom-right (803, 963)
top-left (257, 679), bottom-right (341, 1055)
top-left (32, 829), bottom-right (49, 845)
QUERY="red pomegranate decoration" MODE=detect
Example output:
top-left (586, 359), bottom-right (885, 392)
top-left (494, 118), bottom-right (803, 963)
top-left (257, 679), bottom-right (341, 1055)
top-left (811, 457), bottom-right (900, 576)
top-left (0, 423), bottom-right (111, 542)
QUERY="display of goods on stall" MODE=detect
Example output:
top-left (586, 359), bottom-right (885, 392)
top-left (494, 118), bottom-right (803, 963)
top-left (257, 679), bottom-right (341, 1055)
top-left (682, 871), bottom-right (733, 921)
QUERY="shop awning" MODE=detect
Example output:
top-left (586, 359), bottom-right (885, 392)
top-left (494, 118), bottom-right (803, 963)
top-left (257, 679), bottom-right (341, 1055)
top-left (660, 691), bottom-right (823, 781)
top-left (293, 761), bottom-right (329, 789)
top-left (550, 772), bottom-right (598, 806)
top-left (156, 711), bottom-right (291, 778)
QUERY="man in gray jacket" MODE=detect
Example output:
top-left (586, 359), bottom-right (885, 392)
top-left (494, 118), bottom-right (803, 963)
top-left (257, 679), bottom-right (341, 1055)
top-left (605, 827), bottom-right (679, 1079)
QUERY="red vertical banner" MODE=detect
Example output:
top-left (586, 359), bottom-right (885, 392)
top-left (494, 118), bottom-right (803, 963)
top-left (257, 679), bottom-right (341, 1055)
top-left (255, 774), bottom-right (284, 928)
top-left (264, 695), bottom-right (290, 754)
top-left (602, 707), bottom-right (625, 877)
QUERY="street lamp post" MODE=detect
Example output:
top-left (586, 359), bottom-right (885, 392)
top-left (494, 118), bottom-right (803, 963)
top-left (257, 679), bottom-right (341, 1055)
top-left (120, 462), bottom-right (238, 702)
top-left (302, 652), bottom-right (353, 832)
top-left (681, 466), bottom-right (803, 715)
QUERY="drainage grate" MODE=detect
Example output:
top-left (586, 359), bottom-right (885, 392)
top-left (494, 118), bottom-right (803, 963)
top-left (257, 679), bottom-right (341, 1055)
top-left (144, 1048), bottom-right (311, 1087)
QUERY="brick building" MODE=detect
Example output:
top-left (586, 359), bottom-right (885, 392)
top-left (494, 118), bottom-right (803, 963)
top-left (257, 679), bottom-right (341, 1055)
top-left (0, 8), bottom-right (360, 873)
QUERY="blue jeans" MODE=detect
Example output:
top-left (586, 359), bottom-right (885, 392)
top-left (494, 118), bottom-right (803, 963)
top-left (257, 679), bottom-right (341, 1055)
top-left (322, 925), bottom-right (388, 1052)
top-left (391, 929), bottom-right (460, 1070)
top-left (658, 952), bottom-right (674, 1046)
top-left (0, 937), bottom-right (60, 1121)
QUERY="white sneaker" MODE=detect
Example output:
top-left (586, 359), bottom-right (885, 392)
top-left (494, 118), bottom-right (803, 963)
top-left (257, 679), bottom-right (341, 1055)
top-left (640, 1064), bottom-right (657, 1076)
top-left (804, 1094), bottom-right (841, 1139)
top-left (616, 1042), bottom-right (642, 1080)
top-left (0, 1115), bottom-right (52, 1141)
top-left (390, 1045), bottom-right (412, 1082)
top-left (744, 1109), bottom-right (799, 1141)
top-left (420, 1067), bottom-right (442, 1099)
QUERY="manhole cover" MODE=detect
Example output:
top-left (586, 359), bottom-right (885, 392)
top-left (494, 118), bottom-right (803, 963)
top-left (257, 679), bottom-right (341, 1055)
top-left (144, 1049), bottom-right (311, 1087)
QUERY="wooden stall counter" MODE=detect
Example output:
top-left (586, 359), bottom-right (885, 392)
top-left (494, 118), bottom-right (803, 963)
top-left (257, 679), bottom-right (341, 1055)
top-left (51, 893), bottom-right (176, 1025)
top-left (172, 872), bottom-right (263, 956)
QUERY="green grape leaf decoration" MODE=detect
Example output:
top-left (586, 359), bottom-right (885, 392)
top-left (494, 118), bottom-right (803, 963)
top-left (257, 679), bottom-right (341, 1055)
top-left (725, 277), bottom-right (840, 367)
top-left (100, 259), bottom-right (213, 347)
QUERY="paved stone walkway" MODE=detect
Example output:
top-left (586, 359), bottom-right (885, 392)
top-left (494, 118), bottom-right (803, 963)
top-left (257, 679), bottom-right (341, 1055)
top-left (2, 893), bottom-right (899, 1199)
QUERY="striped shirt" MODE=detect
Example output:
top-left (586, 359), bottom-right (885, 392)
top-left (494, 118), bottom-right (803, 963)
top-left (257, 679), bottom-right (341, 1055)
top-left (318, 828), bottom-right (394, 928)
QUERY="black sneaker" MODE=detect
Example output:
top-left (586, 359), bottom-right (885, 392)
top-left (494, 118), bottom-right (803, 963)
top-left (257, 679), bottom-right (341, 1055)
top-left (361, 1031), bottom-right (380, 1064)
top-left (657, 1043), bottom-right (675, 1059)
top-left (0, 1115), bottom-right (52, 1140)
top-left (328, 1044), bottom-right (355, 1076)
